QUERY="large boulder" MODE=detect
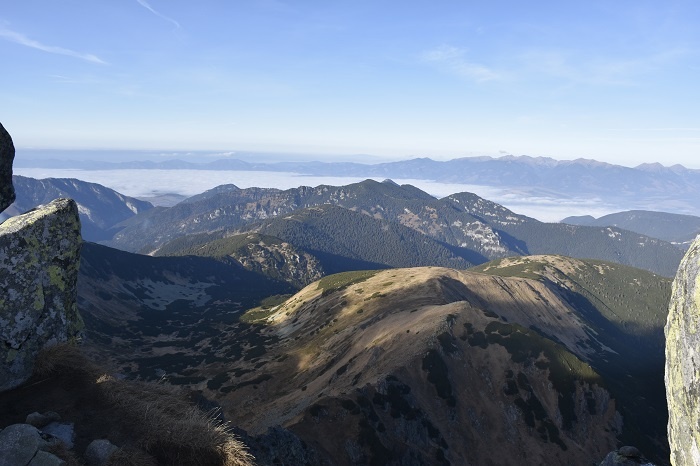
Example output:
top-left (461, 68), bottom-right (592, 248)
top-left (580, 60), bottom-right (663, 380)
top-left (0, 122), bottom-right (15, 213)
top-left (0, 198), bottom-right (83, 392)
top-left (666, 234), bottom-right (700, 465)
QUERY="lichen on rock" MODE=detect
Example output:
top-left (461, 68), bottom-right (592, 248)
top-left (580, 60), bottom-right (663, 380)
top-left (0, 122), bottom-right (15, 213)
top-left (665, 234), bottom-right (700, 466)
top-left (0, 198), bottom-right (83, 392)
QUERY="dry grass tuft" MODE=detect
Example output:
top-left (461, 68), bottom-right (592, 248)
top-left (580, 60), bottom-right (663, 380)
top-left (105, 446), bottom-right (158, 466)
top-left (31, 344), bottom-right (256, 466)
top-left (45, 442), bottom-right (82, 466)
top-left (99, 378), bottom-right (255, 466)
top-left (33, 342), bottom-right (104, 381)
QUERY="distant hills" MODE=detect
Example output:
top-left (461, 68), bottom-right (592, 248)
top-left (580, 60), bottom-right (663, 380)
top-left (562, 210), bottom-right (700, 247)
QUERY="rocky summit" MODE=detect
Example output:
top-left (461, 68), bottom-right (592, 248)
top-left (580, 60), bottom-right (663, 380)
top-left (665, 234), bottom-right (700, 465)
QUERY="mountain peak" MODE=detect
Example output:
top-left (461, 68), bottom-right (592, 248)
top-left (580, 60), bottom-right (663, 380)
top-left (635, 162), bottom-right (666, 172)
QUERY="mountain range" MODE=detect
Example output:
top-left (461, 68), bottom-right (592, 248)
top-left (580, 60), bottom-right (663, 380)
top-left (3, 174), bottom-right (686, 277)
top-left (108, 179), bottom-right (683, 277)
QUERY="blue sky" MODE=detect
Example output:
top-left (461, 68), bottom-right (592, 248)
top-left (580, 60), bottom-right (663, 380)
top-left (1, 0), bottom-right (699, 167)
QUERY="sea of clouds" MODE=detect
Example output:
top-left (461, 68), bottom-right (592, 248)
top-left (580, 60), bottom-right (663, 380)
top-left (14, 168), bottom-right (623, 222)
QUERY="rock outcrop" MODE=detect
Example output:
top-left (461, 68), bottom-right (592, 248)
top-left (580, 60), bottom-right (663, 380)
top-left (666, 234), bottom-right (700, 465)
top-left (0, 197), bottom-right (83, 392)
top-left (0, 123), bottom-right (15, 212)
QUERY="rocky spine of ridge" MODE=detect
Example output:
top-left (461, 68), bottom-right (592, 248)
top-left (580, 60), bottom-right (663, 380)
top-left (666, 233), bottom-right (700, 465)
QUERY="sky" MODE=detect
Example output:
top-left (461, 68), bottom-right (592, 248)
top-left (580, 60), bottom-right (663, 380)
top-left (1, 1), bottom-right (699, 167)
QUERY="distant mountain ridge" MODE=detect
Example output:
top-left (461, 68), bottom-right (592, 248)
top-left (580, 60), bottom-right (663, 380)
top-left (3, 175), bottom-right (153, 241)
top-left (562, 210), bottom-right (700, 246)
top-left (110, 179), bottom-right (684, 277)
top-left (15, 153), bottom-right (698, 176)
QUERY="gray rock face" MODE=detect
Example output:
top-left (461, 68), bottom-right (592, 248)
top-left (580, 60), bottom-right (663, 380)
top-left (0, 424), bottom-right (44, 466)
top-left (666, 234), bottom-right (700, 466)
top-left (25, 412), bottom-right (61, 429)
top-left (0, 198), bottom-right (83, 392)
top-left (0, 122), bottom-right (15, 213)
top-left (41, 422), bottom-right (74, 449)
top-left (0, 424), bottom-right (67, 466)
top-left (28, 450), bottom-right (66, 466)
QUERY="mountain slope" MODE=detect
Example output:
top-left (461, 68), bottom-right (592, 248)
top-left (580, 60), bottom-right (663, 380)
top-left (206, 258), bottom-right (669, 464)
top-left (77, 242), bottom-right (295, 382)
top-left (239, 205), bottom-right (484, 273)
top-left (156, 232), bottom-right (325, 288)
top-left (472, 255), bottom-right (671, 454)
top-left (3, 175), bottom-right (153, 241)
top-left (443, 192), bottom-right (684, 277)
top-left (561, 209), bottom-right (700, 246)
top-left (156, 205), bottom-right (483, 278)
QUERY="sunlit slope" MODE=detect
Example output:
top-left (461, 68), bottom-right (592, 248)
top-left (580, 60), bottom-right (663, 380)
top-left (210, 259), bottom-right (670, 464)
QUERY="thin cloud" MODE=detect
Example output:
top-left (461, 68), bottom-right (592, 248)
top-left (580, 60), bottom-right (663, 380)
top-left (520, 47), bottom-right (688, 87)
top-left (136, 0), bottom-right (181, 29)
top-left (605, 127), bottom-right (700, 132)
top-left (422, 45), bottom-right (501, 83)
top-left (0, 26), bottom-right (106, 64)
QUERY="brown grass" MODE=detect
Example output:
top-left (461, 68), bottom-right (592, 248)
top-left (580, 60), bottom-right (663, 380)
top-left (45, 442), bottom-right (82, 466)
top-left (33, 342), bottom-right (104, 381)
top-left (105, 447), bottom-right (157, 466)
top-left (32, 343), bottom-right (256, 466)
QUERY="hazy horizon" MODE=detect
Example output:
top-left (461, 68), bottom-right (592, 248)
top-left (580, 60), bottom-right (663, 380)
top-left (12, 147), bottom-right (700, 170)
